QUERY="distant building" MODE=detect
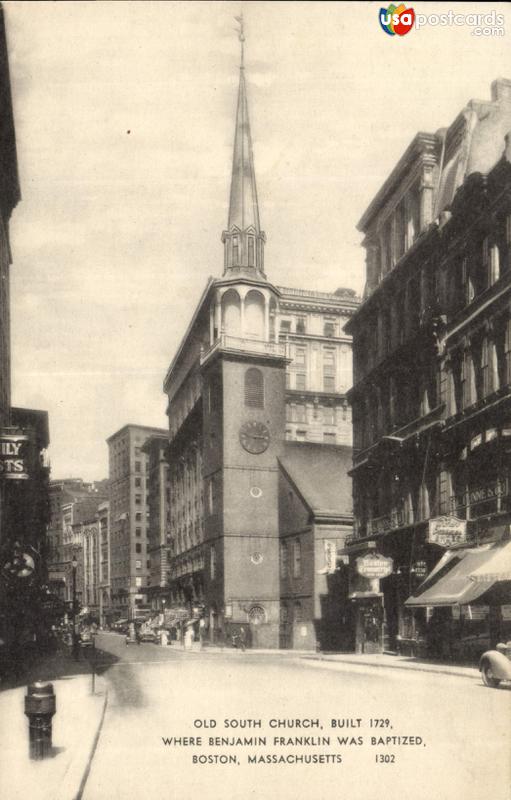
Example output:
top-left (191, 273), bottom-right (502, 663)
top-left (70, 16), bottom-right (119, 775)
top-left (46, 478), bottom-right (108, 601)
top-left (106, 424), bottom-right (168, 620)
top-left (142, 434), bottom-right (171, 611)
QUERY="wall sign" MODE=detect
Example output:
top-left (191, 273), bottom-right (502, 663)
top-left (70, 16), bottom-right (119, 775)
top-left (428, 516), bottom-right (467, 547)
top-left (356, 553), bottom-right (393, 579)
top-left (0, 432), bottom-right (30, 480)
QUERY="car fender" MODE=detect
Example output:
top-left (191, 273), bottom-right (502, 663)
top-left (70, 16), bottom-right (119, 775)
top-left (479, 650), bottom-right (511, 680)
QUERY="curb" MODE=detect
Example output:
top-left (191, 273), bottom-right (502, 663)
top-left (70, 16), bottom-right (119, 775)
top-left (53, 684), bottom-right (108, 800)
top-left (75, 688), bottom-right (108, 800)
top-left (301, 655), bottom-right (479, 681)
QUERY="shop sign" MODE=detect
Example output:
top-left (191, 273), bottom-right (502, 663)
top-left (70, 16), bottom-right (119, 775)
top-left (0, 432), bottom-right (30, 480)
top-left (412, 560), bottom-right (428, 578)
top-left (356, 553), bottom-right (393, 579)
top-left (368, 509), bottom-right (407, 536)
top-left (428, 516), bottom-right (467, 547)
top-left (452, 479), bottom-right (509, 512)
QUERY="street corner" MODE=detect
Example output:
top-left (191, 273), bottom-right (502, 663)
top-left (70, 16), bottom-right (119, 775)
top-left (0, 673), bottom-right (108, 800)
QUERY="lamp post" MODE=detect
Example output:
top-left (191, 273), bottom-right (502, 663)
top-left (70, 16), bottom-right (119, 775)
top-left (71, 555), bottom-right (79, 661)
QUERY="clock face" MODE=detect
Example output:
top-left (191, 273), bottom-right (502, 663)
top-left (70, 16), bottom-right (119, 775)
top-left (239, 421), bottom-right (271, 454)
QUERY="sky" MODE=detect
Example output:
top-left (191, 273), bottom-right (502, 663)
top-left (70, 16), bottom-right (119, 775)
top-left (5, 0), bottom-right (511, 480)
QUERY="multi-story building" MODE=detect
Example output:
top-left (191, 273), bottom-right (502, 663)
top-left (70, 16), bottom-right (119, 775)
top-left (97, 501), bottom-right (111, 626)
top-left (142, 433), bottom-right (171, 610)
top-left (162, 36), bottom-right (356, 649)
top-left (346, 78), bottom-right (511, 658)
top-left (279, 286), bottom-right (357, 445)
top-left (47, 478), bottom-right (108, 598)
top-left (107, 424), bottom-right (168, 620)
top-left (0, 8), bottom-right (53, 675)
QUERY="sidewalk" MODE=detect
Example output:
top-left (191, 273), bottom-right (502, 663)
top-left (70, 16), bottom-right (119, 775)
top-left (196, 643), bottom-right (480, 679)
top-left (0, 650), bottom-right (108, 800)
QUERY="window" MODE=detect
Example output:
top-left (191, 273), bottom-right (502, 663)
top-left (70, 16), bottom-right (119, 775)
top-left (248, 236), bottom-right (255, 267)
top-left (136, 543), bottom-right (142, 554)
top-left (210, 545), bottom-right (216, 579)
top-left (135, 513), bottom-right (142, 522)
top-left (294, 601), bottom-right (303, 624)
top-left (280, 541), bottom-right (288, 578)
top-left (232, 235), bottom-right (239, 264)
top-left (296, 316), bottom-right (306, 334)
top-left (323, 406), bottom-right (335, 425)
top-left (295, 346), bottom-right (306, 366)
top-left (295, 372), bottom-right (306, 391)
top-left (292, 539), bottom-right (302, 578)
top-left (245, 368), bottom-right (264, 408)
top-left (280, 320), bottom-right (291, 333)
top-left (296, 430), bottom-right (306, 441)
top-left (296, 404), bottom-right (306, 423)
top-left (135, 577), bottom-right (142, 587)
top-left (135, 495), bottom-right (142, 506)
top-left (323, 432), bottom-right (336, 444)
top-left (135, 477), bottom-right (141, 487)
top-left (135, 461), bottom-right (141, 473)
top-left (323, 348), bottom-right (336, 392)
top-left (323, 319), bottom-right (336, 337)
top-left (136, 560), bottom-right (142, 569)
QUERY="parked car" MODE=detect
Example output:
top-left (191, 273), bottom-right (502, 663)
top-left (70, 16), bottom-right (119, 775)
top-left (139, 628), bottom-right (158, 643)
top-left (479, 642), bottom-right (511, 688)
top-left (79, 629), bottom-right (94, 648)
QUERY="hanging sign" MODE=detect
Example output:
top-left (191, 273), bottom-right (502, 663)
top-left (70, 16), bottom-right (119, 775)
top-left (356, 553), bottom-right (393, 579)
top-left (428, 516), bottom-right (467, 547)
top-left (0, 432), bottom-right (30, 480)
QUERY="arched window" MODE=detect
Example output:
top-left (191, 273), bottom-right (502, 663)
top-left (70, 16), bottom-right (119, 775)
top-left (232, 235), bottom-right (239, 265)
top-left (245, 367), bottom-right (264, 408)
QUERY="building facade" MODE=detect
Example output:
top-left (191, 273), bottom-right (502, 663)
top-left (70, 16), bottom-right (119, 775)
top-left (162, 38), bottom-right (356, 648)
top-left (142, 434), bottom-right (171, 610)
top-left (107, 424), bottom-right (168, 620)
top-left (346, 78), bottom-right (511, 658)
top-left (0, 7), bottom-right (54, 676)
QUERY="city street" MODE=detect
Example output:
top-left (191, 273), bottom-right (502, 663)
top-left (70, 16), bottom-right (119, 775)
top-left (81, 633), bottom-right (511, 800)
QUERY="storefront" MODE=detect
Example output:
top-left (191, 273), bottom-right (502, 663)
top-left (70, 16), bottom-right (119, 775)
top-left (405, 537), bottom-right (511, 660)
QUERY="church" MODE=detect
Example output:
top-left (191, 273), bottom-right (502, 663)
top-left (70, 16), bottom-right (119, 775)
top-left (162, 27), bottom-right (357, 650)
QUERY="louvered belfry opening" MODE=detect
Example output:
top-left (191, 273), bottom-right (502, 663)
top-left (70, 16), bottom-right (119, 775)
top-left (244, 367), bottom-right (264, 408)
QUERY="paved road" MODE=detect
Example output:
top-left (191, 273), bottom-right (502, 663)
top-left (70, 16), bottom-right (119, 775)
top-left (83, 632), bottom-right (511, 800)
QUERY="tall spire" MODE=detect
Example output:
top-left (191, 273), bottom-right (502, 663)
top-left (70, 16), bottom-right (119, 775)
top-left (222, 14), bottom-right (266, 278)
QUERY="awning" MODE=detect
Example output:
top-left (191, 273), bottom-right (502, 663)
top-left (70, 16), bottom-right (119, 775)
top-left (405, 542), bottom-right (511, 608)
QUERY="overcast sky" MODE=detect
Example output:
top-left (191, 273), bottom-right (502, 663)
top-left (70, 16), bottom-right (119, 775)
top-left (5, 0), bottom-right (511, 480)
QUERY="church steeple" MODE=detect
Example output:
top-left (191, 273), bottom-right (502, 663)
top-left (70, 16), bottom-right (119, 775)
top-left (222, 15), bottom-right (266, 278)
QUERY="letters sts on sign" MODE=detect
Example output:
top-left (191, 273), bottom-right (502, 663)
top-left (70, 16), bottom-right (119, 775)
top-left (356, 553), bottom-right (393, 579)
top-left (0, 433), bottom-right (30, 480)
top-left (428, 516), bottom-right (467, 547)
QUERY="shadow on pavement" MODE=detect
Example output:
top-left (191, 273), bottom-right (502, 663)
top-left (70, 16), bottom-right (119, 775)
top-left (0, 642), bottom-right (120, 691)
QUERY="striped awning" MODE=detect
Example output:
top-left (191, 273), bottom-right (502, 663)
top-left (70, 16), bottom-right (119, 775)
top-left (405, 542), bottom-right (511, 607)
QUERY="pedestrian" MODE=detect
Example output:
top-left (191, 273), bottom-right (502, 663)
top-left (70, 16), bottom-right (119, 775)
top-left (184, 624), bottom-right (194, 650)
top-left (239, 626), bottom-right (246, 652)
top-left (199, 617), bottom-right (206, 650)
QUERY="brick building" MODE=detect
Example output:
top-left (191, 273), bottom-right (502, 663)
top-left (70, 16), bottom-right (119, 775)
top-left (345, 78), bottom-right (511, 658)
top-left (162, 36), bottom-right (355, 649)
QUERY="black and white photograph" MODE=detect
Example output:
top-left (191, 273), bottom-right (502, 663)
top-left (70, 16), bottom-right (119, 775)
top-left (0, 2), bottom-right (510, 799)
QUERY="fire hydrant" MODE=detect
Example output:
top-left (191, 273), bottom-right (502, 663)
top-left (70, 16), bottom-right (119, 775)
top-left (24, 681), bottom-right (56, 760)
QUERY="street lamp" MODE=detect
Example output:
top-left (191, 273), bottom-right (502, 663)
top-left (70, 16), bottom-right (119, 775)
top-left (71, 555), bottom-right (79, 661)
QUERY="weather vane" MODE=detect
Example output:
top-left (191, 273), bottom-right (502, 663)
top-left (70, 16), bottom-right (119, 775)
top-left (234, 13), bottom-right (245, 69)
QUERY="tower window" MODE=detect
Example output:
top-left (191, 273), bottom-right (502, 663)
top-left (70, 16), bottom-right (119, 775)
top-left (245, 368), bottom-right (264, 408)
top-left (232, 236), bottom-right (239, 264)
top-left (248, 237), bottom-right (255, 267)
